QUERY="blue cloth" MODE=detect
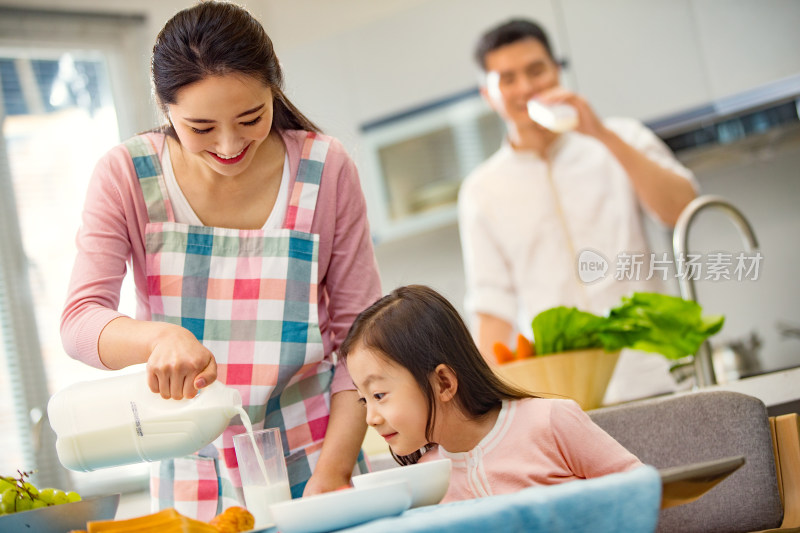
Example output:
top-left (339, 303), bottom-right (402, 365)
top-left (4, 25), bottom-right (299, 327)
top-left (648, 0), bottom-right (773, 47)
top-left (340, 465), bottom-right (662, 533)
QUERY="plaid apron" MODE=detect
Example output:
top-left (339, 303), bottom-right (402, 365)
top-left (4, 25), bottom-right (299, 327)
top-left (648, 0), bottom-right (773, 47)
top-left (123, 132), bottom-right (361, 521)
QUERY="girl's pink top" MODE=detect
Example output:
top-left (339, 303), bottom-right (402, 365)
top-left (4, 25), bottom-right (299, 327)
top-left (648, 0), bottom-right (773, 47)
top-left (420, 398), bottom-right (642, 502)
top-left (60, 129), bottom-right (381, 394)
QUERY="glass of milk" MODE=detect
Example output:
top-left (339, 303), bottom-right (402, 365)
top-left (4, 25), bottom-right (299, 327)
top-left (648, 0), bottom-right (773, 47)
top-left (526, 100), bottom-right (579, 133)
top-left (233, 427), bottom-right (292, 529)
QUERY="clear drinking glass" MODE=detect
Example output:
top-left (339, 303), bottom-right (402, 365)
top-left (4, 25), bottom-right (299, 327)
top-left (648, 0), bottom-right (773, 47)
top-left (233, 427), bottom-right (291, 528)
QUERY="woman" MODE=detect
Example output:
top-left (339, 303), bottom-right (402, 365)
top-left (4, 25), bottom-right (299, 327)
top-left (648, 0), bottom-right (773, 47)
top-left (60, 1), bottom-right (381, 520)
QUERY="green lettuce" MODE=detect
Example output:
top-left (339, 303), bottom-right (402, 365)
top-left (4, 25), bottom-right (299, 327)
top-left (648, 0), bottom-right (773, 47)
top-left (531, 292), bottom-right (725, 359)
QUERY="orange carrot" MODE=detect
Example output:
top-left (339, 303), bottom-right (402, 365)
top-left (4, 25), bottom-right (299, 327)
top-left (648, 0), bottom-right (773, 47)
top-left (515, 333), bottom-right (535, 359)
top-left (493, 341), bottom-right (515, 364)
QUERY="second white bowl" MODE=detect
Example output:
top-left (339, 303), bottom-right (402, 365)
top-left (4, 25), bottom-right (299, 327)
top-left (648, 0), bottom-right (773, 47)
top-left (352, 458), bottom-right (451, 508)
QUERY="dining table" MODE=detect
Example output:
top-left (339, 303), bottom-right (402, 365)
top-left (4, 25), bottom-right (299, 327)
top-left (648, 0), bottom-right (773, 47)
top-left (257, 464), bottom-right (662, 533)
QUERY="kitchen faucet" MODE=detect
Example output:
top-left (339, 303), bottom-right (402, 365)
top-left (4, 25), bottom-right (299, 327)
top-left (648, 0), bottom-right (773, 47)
top-left (672, 195), bottom-right (759, 387)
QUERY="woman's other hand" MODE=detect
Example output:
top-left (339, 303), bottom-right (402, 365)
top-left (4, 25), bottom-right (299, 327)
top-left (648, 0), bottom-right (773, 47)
top-left (146, 323), bottom-right (217, 399)
top-left (302, 469), bottom-right (352, 497)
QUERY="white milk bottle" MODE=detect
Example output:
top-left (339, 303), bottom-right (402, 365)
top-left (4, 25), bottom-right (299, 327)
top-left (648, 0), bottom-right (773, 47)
top-left (47, 370), bottom-right (242, 471)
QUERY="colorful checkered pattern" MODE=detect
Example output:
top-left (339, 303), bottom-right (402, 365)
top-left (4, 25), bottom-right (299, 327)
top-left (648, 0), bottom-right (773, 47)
top-left (126, 135), bottom-right (174, 223)
top-left (124, 132), bottom-right (342, 515)
top-left (150, 453), bottom-right (222, 521)
top-left (285, 132), bottom-right (328, 232)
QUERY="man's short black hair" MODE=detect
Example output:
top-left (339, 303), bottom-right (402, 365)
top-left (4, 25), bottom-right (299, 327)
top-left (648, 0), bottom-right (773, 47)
top-left (474, 18), bottom-right (555, 71)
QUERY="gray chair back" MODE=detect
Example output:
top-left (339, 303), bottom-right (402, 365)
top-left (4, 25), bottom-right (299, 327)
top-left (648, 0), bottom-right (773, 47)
top-left (589, 391), bottom-right (783, 532)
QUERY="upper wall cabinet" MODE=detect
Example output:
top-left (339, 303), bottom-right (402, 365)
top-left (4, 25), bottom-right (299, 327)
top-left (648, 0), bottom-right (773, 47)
top-left (558, 0), bottom-right (800, 122)
top-left (359, 90), bottom-right (504, 243)
top-left (340, 0), bottom-right (564, 124)
top-left (558, 0), bottom-right (711, 122)
top-left (691, 0), bottom-right (800, 100)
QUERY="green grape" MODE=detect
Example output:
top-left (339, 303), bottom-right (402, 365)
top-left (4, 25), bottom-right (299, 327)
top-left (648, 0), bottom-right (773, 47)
top-left (15, 496), bottom-right (32, 512)
top-left (51, 490), bottom-right (69, 506)
top-left (1, 488), bottom-right (18, 508)
top-left (0, 500), bottom-right (14, 514)
top-left (31, 499), bottom-right (47, 510)
top-left (38, 487), bottom-right (56, 505)
top-left (0, 477), bottom-right (15, 493)
top-left (21, 482), bottom-right (39, 498)
top-left (0, 470), bottom-right (82, 514)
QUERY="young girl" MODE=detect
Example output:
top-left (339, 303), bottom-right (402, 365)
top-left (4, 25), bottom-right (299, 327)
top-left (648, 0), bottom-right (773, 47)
top-left (340, 285), bottom-right (642, 503)
top-left (61, 1), bottom-right (380, 519)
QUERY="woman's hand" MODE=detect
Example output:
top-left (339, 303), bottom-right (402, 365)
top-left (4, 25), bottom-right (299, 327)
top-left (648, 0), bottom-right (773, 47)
top-left (302, 469), bottom-right (352, 497)
top-left (302, 390), bottom-right (366, 496)
top-left (145, 323), bottom-right (217, 400)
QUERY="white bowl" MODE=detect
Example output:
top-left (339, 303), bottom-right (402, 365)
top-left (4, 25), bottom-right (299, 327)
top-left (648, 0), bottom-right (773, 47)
top-left (352, 458), bottom-right (451, 508)
top-left (268, 479), bottom-right (411, 533)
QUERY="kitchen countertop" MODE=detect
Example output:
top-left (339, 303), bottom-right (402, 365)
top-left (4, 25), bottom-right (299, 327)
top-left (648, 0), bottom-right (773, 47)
top-left (704, 365), bottom-right (800, 415)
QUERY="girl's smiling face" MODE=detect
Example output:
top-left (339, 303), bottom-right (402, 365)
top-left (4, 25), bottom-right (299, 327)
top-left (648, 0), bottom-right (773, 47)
top-left (167, 73), bottom-right (274, 177)
top-left (347, 345), bottom-right (432, 457)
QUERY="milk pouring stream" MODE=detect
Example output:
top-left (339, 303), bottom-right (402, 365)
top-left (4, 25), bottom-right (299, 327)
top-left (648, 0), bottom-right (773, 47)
top-left (48, 371), bottom-right (246, 472)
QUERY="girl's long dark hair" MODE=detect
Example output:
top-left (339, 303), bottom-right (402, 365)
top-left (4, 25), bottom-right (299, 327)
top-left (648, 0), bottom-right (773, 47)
top-left (151, 1), bottom-right (320, 137)
top-left (339, 285), bottom-right (533, 465)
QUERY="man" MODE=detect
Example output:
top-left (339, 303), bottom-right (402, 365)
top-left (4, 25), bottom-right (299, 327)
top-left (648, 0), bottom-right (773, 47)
top-left (459, 19), bottom-right (697, 403)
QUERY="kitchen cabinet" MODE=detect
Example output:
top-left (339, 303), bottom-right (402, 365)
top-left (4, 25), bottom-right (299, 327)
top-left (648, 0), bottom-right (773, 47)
top-left (359, 90), bottom-right (504, 243)
top-left (558, 0), bottom-right (711, 121)
top-left (711, 366), bottom-right (800, 416)
top-left (691, 0), bottom-right (800, 101)
top-left (338, 0), bottom-right (563, 124)
top-left (559, 0), bottom-right (800, 121)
